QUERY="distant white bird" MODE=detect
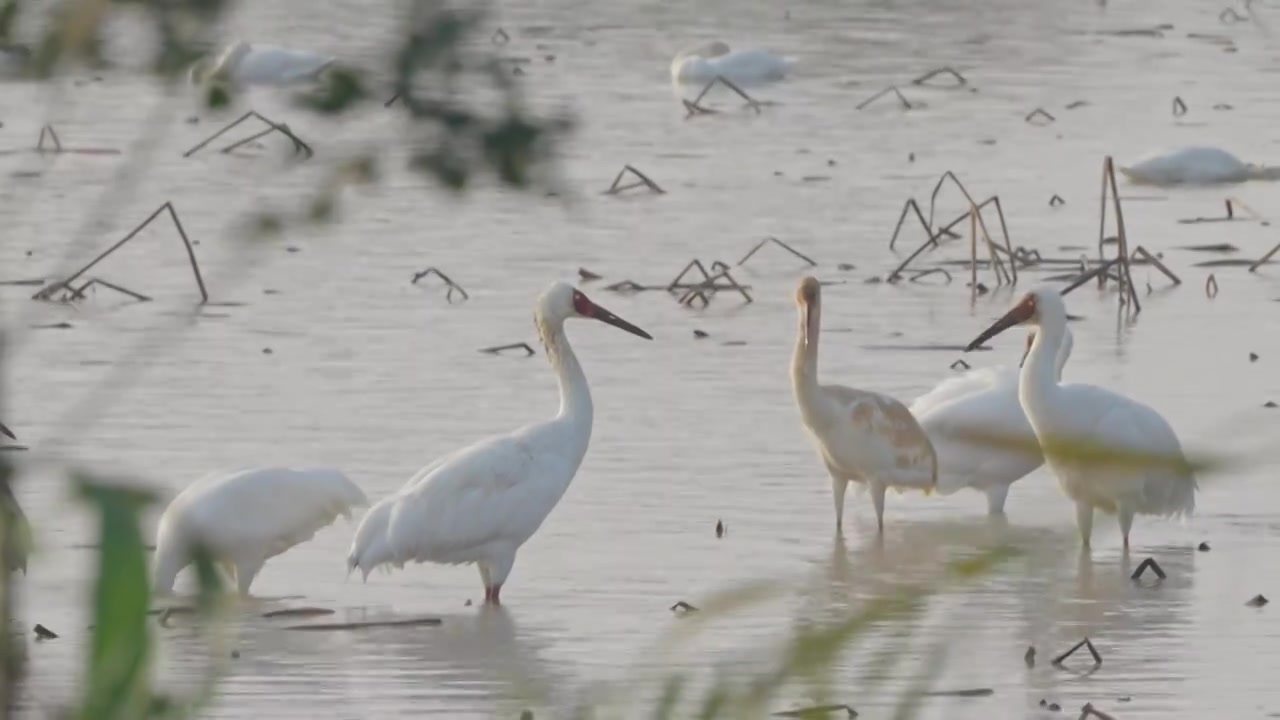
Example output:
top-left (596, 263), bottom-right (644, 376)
top-left (347, 282), bottom-right (652, 605)
top-left (791, 276), bottom-right (937, 533)
top-left (965, 286), bottom-right (1198, 548)
top-left (1120, 146), bottom-right (1280, 185)
top-left (911, 327), bottom-right (1074, 515)
top-left (670, 40), bottom-right (794, 86)
top-left (153, 467), bottom-right (368, 596)
top-left (188, 41), bottom-right (335, 88)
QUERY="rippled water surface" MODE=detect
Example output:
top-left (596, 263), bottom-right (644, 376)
top-left (3, 0), bottom-right (1280, 717)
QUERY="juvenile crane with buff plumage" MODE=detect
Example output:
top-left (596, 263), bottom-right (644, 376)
top-left (791, 277), bottom-right (937, 533)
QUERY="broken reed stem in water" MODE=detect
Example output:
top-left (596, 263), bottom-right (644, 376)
top-left (1130, 557), bottom-right (1167, 581)
top-left (1176, 197), bottom-right (1265, 225)
top-left (66, 278), bottom-right (152, 303)
top-left (1024, 108), bottom-right (1056, 125)
top-left (35, 124), bottom-right (62, 153)
top-left (886, 173), bottom-right (1016, 283)
top-left (889, 190), bottom-right (1013, 255)
top-left (911, 66), bottom-right (968, 87)
top-left (889, 198), bottom-right (935, 252)
top-left (971, 201), bottom-right (1012, 285)
top-left (604, 165), bottom-right (665, 195)
top-left (772, 703), bottom-right (857, 717)
top-left (1051, 637), bottom-right (1103, 668)
top-left (667, 259), bottom-right (714, 291)
top-left (33, 202), bottom-right (208, 304)
top-left (410, 267), bottom-right (469, 303)
top-left (678, 267), bottom-right (753, 306)
top-left (737, 236), bottom-right (817, 266)
top-left (856, 85), bottom-right (913, 111)
top-left (1080, 703), bottom-right (1119, 720)
top-left (925, 171), bottom-right (1017, 282)
top-left (1060, 258), bottom-right (1121, 294)
top-left (1130, 246), bottom-right (1181, 285)
top-left (908, 267), bottom-right (952, 284)
top-left (1205, 273), bottom-right (1219, 298)
top-left (602, 279), bottom-right (657, 293)
top-left (969, 208), bottom-right (978, 291)
top-left (1098, 156), bottom-right (1141, 313)
top-left (261, 607), bottom-right (335, 619)
top-left (1252, 242), bottom-right (1280, 272)
top-left (479, 342), bottom-right (535, 357)
top-left (283, 617), bottom-right (442, 631)
top-left (684, 75), bottom-right (763, 118)
top-left (182, 111), bottom-right (313, 159)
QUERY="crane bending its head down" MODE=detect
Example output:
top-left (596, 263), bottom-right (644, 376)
top-left (346, 281), bottom-right (651, 605)
top-left (153, 467), bottom-right (368, 596)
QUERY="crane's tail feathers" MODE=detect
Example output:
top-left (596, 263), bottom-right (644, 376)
top-left (1143, 475), bottom-right (1197, 519)
top-left (347, 495), bottom-right (397, 582)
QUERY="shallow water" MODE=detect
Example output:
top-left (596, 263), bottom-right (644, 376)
top-left (3, 0), bottom-right (1280, 717)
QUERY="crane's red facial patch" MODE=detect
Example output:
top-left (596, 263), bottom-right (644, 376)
top-left (572, 290), bottom-right (595, 317)
top-left (965, 292), bottom-right (1040, 352)
top-left (1019, 293), bottom-right (1037, 319)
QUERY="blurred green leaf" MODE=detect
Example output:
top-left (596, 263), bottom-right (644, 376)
top-left (694, 683), bottom-right (729, 720)
top-left (0, 0), bottom-right (19, 42)
top-left (411, 147), bottom-right (470, 192)
top-left (74, 476), bottom-right (157, 720)
top-left (308, 193), bottom-right (336, 223)
top-left (205, 83), bottom-right (231, 110)
top-left (950, 426), bottom-right (1245, 476)
top-left (0, 459), bottom-right (31, 576)
top-left (295, 66), bottom-right (366, 115)
top-left (651, 676), bottom-right (684, 720)
top-left (188, 543), bottom-right (224, 615)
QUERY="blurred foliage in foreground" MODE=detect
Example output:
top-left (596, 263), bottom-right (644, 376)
top-left (3, 0), bottom-right (572, 716)
top-left (1, 0), bottom-right (573, 207)
top-left (1, 0), bottom-right (1271, 718)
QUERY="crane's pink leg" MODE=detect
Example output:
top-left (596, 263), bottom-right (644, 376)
top-left (1118, 505), bottom-right (1135, 550)
top-left (870, 480), bottom-right (887, 534)
top-left (831, 476), bottom-right (847, 533)
top-left (1076, 501), bottom-right (1094, 549)
top-left (483, 585), bottom-right (502, 606)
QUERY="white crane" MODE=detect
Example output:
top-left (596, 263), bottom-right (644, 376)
top-left (965, 286), bottom-right (1198, 548)
top-left (911, 327), bottom-right (1074, 515)
top-left (347, 282), bottom-right (652, 605)
top-left (791, 276), bottom-right (937, 533)
top-left (153, 467), bottom-right (368, 596)
top-left (189, 41), bottom-right (335, 88)
top-left (1120, 146), bottom-right (1280, 185)
top-left (670, 40), bottom-right (795, 86)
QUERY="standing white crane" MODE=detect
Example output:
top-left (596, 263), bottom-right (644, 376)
top-left (964, 286), bottom-right (1198, 548)
top-left (347, 282), bottom-right (652, 605)
top-left (153, 467), bottom-right (368, 596)
top-left (791, 276), bottom-right (937, 533)
top-left (911, 327), bottom-right (1074, 515)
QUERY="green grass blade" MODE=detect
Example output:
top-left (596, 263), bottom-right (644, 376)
top-left (74, 477), bottom-right (157, 720)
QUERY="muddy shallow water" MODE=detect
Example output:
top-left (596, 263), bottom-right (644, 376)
top-left (2, 0), bottom-right (1280, 717)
